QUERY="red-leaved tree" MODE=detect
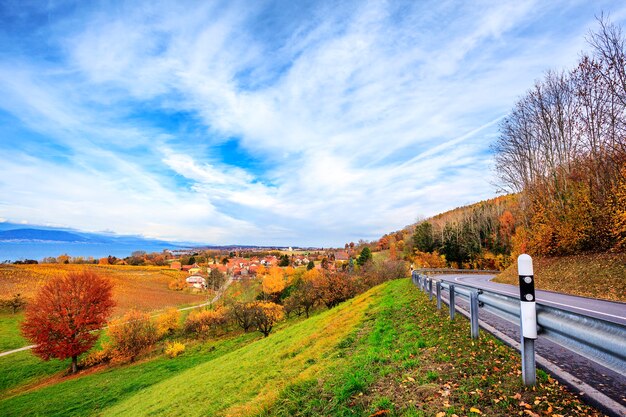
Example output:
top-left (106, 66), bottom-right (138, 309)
top-left (21, 270), bottom-right (115, 373)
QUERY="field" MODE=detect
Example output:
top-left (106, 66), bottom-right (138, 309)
top-left (0, 264), bottom-right (207, 316)
top-left (0, 264), bottom-right (207, 353)
top-left (0, 279), bottom-right (601, 416)
top-left (494, 253), bottom-right (626, 302)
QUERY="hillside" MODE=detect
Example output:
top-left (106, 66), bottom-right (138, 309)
top-left (0, 279), bottom-right (602, 416)
top-left (494, 253), bottom-right (626, 302)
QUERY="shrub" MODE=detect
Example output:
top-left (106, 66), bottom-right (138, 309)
top-left (184, 307), bottom-right (228, 336)
top-left (108, 310), bottom-right (158, 362)
top-left (164, 341), bottom-right (185, 358)
top-left (1, 293), bottom-right (27, 314)
top-left (156, 308), bottom-right (181, 338)
top-left (168, 277), bottom-right (186, 291)
top-left (79, 342), bottom-right (114, 368)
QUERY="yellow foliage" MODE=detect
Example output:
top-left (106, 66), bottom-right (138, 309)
top-left (303, 268), bottom-right (320, 281)
top-left (164, 341), bottom-right (185, 358)
top-left (156, 308), bottom-right (180, 338)
top-left (184, 307), bottom-right (228, 335)
top-left (412, 250), bottom-right (447, 268)
top-left (168, 277), bottom-right (186, 291)
top-left (262, 266), bottom-right (286, 295)
top-left (252, 301), bottom-right (284, 337)
top-left (611, 172), bottom-right (626, 250)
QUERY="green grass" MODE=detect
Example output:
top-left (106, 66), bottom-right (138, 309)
top-left (0, 284), bottom-right (381, 416)
top-left (0, 279), bottom-right (604, 417)
top-left (259, 279), bottom-right (603, 417)
top-left (0, 312), bottom-right (27, 352)
top-left (0, 350), bottom-right (70, 396)
top-left (0, 332), bottom-right (261, 416)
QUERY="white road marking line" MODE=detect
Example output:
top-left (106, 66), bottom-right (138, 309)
top-left (448, 276), bottom-right (626, 321)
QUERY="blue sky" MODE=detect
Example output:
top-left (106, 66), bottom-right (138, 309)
top-left (0, 0), bottom-right (625, 247)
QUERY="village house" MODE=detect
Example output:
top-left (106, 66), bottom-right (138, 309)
top-left (185, 273), bottom-right (206, 289)
top-left (182, 262), bottom-right (201, 274)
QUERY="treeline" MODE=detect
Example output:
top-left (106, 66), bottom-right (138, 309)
top-left (404, 196), bottom-right (518, 270)
top-left (390, 18), bottom-right (625, 267)
top-left (493, 17), bottom-right (626, 255)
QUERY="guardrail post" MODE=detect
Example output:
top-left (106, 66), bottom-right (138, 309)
top-left (449, 284), bottom-right (455, 320)
top-left (428, 279), bottom-right (433, 301)
top-left (436, 282), bottom-right (441, 310)
top-left (518, 254), bottom-right (537, 386)
top-left (470, 291), bottom-right (479, 339)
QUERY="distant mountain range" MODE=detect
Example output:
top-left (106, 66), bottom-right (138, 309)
top-left (0, 229), bottom-right (94, 243)
top-left (0, 223), bottom-right (190, 261)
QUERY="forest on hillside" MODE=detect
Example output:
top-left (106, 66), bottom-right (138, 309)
top-left (380, 18), bottom-right (626, 270)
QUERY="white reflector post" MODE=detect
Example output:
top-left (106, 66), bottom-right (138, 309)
top-left (517, 254), bottom-right (537, 386)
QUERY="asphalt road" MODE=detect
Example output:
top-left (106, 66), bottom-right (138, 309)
top-left (433, 274), bottom-right (626, 416)
top-left (438, 274), bottom-right (626, 326)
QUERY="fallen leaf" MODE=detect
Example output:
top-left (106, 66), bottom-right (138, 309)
top-left (470, 407), bottom-right (482, 414)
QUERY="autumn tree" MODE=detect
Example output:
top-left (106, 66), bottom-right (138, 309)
top-left (313, 271), bottom-right (356, 309)
top-left (108, 310), bottom-right (158, 362)
top-left (228, 301), bottom-right (257, 332)
top-left (285, 270), bottom-right (319, 318)
top-left (21, 271), bottom-right (115, 373)
top-left (493, 17), bottom-right (626, 255)
top-left (262, 266), bottom-right (286, 301)
top-left (252, 301), bottom-right (284, 337)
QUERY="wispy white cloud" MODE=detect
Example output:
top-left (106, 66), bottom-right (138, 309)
top-left (1, 0), bottom-right (625, 246)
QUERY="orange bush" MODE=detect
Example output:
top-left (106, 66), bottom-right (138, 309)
top-left (156, 308), bottom-right (181, 338)
top-left (108, 310), bottom-right (158, 362)
top-left (184, 307), bottom-right (228, 336)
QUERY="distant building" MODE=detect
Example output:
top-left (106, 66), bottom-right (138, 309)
top-left (186, 274), bottom-right (206, 289)
top-left (170, 261), bottom-right (182, 270)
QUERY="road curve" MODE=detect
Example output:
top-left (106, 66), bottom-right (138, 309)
top-left (437, 274), bottom-right (626, 326)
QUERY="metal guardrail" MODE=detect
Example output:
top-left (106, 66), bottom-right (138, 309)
top-left (414, 268), bottom-right (501, 274)
top-left (411, 271), bottom-right (626, 376)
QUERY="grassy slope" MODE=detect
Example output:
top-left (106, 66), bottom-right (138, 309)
top-left (0, 313), bottom-right (26, 351)
top-left (0, 279), bottom-right (603, 417)
top-left (494, 252), bottom-right (626, 302)
top-left (0, 284), bottom-right (381, 417)
top-left (261, 279), bottom-right (603, 417)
